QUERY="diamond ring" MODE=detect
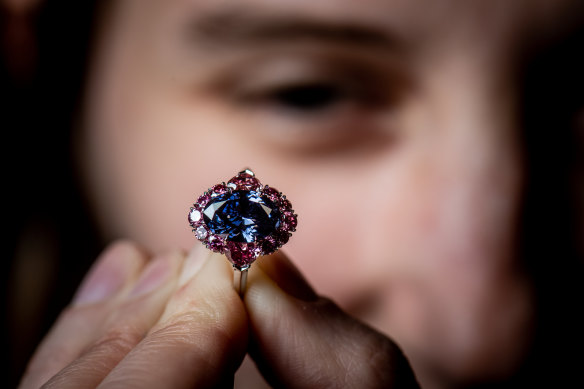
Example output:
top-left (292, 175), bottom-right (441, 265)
top-left (188, 169), bottom-right (297, 295)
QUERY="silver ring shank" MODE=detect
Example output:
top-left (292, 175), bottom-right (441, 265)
top-left (233, 268), bottom-right (248, 296)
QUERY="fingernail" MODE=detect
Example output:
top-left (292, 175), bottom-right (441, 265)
top-left (73, 243), bottom-right (136, 305)
top-left (258, 251), bottom-right (318, 301)
top-left (129, 255), bottom-right (173, 298)
top-left (178, 244), bottom-right (208, 287)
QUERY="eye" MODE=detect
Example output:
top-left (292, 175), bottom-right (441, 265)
top-left (197, 53), bottom-right (409, 154)
top-left (265, 82), bottom-right (346, 112)
top-left (200, 51), bottom-right (409, 121)
top-left (237, 76), bottom-right (389, 117)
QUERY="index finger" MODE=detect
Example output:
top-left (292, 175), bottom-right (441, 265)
top-left (98, 253), bottom-right (248, 389)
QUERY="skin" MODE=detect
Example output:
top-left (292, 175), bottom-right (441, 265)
top-left (19, 0), bottom-right (584, 388)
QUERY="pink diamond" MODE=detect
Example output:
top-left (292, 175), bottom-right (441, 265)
top-left (228, 175), bottom-right (260, 191)
top-left (211, 183), bottom-right (228, 196)
top-left (226, 242), bottom-right (261, 270)
top-left (262, 186), bottom-right (281, 202)
top-left (281, 211), bottom-right (297, 231)
top-left (260, 236), bottom-right (278, 255)
top-left (279, 198), bottom-right (292, 211)
top-left (274, 230), bottom-right (290, 246)
top-left (207, 235), bottom-right (226, 253)
top-left (197, 193), bottom-right (211, 207)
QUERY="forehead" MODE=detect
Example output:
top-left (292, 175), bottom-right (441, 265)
top-left (108, 0), bottom-right (583, 63)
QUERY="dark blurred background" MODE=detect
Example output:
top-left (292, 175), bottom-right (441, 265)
top-left (1, 1), bottom-right (102, 386)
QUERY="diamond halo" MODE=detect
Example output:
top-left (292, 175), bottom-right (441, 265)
top-left (188, 169), bottom-right (297, 270)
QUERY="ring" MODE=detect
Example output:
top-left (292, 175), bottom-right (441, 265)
top-left (188, 169), bottom-right (297, 296)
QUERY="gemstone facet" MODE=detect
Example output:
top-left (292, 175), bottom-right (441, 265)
top-left (226, 242), bottom-right (261, 270)
top-left (207, 234), bottom-right (226, 253)
top-left (203, 190), bottom-right (281, 243)
top-left (188, 208), bottom-right (202, 226)
top-left (210, 183), bottom-right (228, 196)
top-left (227, 172), bottom-right (261, 191)
top-left (195, 225), bottom-right (208, 240)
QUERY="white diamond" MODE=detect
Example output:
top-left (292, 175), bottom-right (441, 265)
top-left (195, 226), bottom-right (208, 240)
top-left (189, 209), bottom-right (201, 223)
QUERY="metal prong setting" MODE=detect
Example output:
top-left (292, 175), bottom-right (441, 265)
top-left (239, 168), bottom-right (255, 177)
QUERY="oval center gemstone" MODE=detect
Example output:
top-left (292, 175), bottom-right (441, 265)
top-left (203, 190), bottom-right (281, 243)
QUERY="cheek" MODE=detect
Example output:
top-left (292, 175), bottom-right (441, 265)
top-left (280, 156), bottom-right (414, 304)
top-left (82, 88), bottom-right (248, 250)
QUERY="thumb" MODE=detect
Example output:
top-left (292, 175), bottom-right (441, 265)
top-left (244, 252), bottom-right (420, 389)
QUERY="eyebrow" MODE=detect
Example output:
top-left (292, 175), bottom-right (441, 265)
top-left (187, 9), bottom-right (400, 51)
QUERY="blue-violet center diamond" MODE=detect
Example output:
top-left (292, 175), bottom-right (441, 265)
top-left (203, 190), bottom-right (281, 243)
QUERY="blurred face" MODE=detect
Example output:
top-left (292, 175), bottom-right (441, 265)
top-left (79, 0), bottom-right (584, 387)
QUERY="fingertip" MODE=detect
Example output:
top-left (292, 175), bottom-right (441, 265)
top-left (253, 251), bottom-right (318, 302)
top-left (72, 240), bottom-right (148, 306)
top-left (127, 249), bottom-right (184, 298)
top-left (244, 264), bottom-right (283, 318)
top-left (161, 251), bottom-right (244, 324)
top-left (22, 241), bottom-right (150, 388)
top-left (99, 252), bottom-right (249, 389)
top-left (177, 244), bottom-right (209, 287)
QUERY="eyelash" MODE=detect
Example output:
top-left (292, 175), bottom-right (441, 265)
top-left (259, 82), bottom-right (347, 112)
top-left (235, 77), bottom-right (393, 121)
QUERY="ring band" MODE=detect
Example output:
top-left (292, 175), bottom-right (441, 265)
top-left (188, 169), bottom-right (297, 295)
top-left (233, 269), bottom-right (248, 297)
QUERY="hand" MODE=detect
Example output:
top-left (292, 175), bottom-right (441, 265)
top-left (244, 252), bottom-right (420, 388)
top-left (19, 241), bottom-right (419, 388)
